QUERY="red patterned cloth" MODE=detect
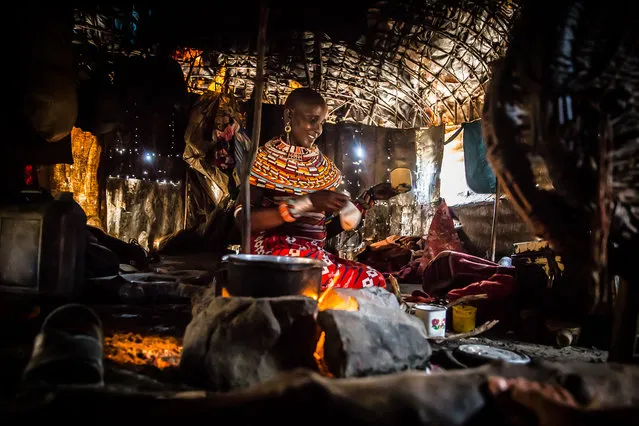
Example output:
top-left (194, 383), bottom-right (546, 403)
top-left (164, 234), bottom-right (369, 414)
top-left (237, 188), bottom-right (384, 289)
top-left (252, 234), bottom-right (386, 290)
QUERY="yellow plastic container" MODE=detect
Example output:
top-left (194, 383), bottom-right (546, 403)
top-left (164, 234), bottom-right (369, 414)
top-left (452, 304), bottom-right (477, 333)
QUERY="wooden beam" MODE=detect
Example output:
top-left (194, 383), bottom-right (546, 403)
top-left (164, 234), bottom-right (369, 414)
top-left (489, 178), bottom-right (501, 262)
top-left (316, 34), bottom-right (324, 91)
top-left (301, 39), bottom-right (313, 88)
top-left (242, 0), bottom-right (269, 254)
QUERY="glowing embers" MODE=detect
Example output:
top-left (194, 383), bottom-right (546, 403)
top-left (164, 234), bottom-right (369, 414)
top-left (104, 332), bottom-right (183, 369)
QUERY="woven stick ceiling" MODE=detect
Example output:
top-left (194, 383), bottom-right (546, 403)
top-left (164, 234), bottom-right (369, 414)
top-left (74, 0), bottom-right (519, 128)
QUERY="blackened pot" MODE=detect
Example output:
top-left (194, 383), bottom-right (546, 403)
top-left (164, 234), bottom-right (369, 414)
top-left (220, 254), bottom-right (324, 299)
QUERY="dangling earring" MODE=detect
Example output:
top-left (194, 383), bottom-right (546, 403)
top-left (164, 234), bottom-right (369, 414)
top-left (284, 122), bottom-right (292, 144)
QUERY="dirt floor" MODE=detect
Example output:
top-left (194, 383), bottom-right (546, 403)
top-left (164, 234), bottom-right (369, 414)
top-left (434, 335), bottom-right (607, 364)
top-left (0, 252), bottom-right (611, 398)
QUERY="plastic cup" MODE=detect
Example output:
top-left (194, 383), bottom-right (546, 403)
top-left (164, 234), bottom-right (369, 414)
top-left (452, 304), bottom-right (477, 333)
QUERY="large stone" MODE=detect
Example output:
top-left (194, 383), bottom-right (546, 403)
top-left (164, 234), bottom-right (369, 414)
top-left (331, 286), bottom-right (401, 314)
top-left (180, 296), bottom-right (319, 391)
top-left (318, 305), bottom-right (431, 378)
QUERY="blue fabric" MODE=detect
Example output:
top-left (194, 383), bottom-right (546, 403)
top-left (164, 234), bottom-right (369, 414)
top-left (463, 120), bottom-right (496, 194)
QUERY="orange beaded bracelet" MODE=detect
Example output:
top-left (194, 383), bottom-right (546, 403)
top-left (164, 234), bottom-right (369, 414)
top-left (278, 201), bottom-right (297, 223)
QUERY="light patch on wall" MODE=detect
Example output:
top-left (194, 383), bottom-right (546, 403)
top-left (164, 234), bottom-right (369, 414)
top-left (414, 126), bottom-right (444, 205)
top-left (440, 125), bottom-right (494, 206)
top-left (106, 177), bottom-right (184, 250)
top-left (48, 127), bottom-right (102, 227)
top-left (207, 66), bottom-right (227, 92)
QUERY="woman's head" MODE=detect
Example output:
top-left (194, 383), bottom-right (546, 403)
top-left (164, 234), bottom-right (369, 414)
top-left (283, 88), bottom-right (327, 148)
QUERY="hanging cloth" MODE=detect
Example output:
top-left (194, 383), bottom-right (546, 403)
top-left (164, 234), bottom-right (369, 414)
top-left (463, 120), bottom-right (497, 194)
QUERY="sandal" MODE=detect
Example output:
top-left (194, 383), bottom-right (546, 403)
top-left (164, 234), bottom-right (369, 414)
top-left (22, 304), bottom-right (104, 387)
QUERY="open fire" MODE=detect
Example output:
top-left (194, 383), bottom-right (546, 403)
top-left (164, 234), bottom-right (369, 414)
top-left (105, 284), bottom-right (357, 373)
top-left (179, 281), bottom-right (429, 388)
top-left (313, 285), bottom-right (360, 376)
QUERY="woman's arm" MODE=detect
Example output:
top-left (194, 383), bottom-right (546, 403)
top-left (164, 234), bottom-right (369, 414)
top-left (245, 208), bottom-right (286, 233)
top-left (235, 189), bottom-right (349, 234)
top-left (234, 186), bottom-right (284, 233)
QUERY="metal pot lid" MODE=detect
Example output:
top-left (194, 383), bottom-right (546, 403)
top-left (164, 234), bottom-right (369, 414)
top-left (454, 344), bottom-right (531, 364)
top-left (414, 303), bottom-right (446, 312)
top-left (222, 254), bottom-right (326, 269)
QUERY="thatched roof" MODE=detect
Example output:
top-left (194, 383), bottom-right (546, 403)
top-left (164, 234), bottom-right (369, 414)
top-left (73, 0), bottom-right (519, 128)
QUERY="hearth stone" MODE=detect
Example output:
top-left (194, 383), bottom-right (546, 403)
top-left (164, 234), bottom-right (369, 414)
top-left (332, 286), bottom-right (401, 313)
top-left (180, 295), bottom-right (319, 391)
top-left (318, 305), bottom-right (432, 378)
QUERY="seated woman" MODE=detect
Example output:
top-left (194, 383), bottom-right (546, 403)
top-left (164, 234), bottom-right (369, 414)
top-left (234, 88), bottom-right (387, 290)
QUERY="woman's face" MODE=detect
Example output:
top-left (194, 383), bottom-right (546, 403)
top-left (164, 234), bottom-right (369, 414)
top-left (285, 103), bottom-right (327, 148)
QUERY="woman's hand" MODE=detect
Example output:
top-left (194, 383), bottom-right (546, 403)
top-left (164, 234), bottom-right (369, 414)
top-left (309, 190), bottom-right (349, 212)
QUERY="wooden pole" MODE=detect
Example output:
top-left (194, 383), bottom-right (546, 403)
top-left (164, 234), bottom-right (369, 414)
top-left (490, 178), bottom-right (501, 262)
top-left (242, 0), bottom-right (269, 254)
top-left (183, 171), bottom-right (189, 230)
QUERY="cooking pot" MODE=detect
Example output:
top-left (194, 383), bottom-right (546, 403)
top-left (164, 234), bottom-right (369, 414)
top-left (217, 254), bottom-right (325, 299)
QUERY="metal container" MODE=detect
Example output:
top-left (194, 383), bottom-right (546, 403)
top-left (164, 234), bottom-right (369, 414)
top-left (0, 191), bottom-right (87, 299)
top-left (390, 167), bottom-right (413, 193)
top-left (413, 303), bottom-right (447, 337)
top-left (219, 254), bottom-right (324, 299)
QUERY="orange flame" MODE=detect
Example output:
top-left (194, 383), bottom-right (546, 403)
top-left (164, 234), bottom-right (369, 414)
top-left (317, 272), bottom-right (358, 311)
top-left (302, 288), bottom-right (319, 300)
top-left (313, 331), bottom-right (333, 377)
top-left (318, 287), bottom-right (359, 311)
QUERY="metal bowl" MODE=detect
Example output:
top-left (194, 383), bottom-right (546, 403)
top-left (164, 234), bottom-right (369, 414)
top-left (219, 254), bottom-right (325, 299)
